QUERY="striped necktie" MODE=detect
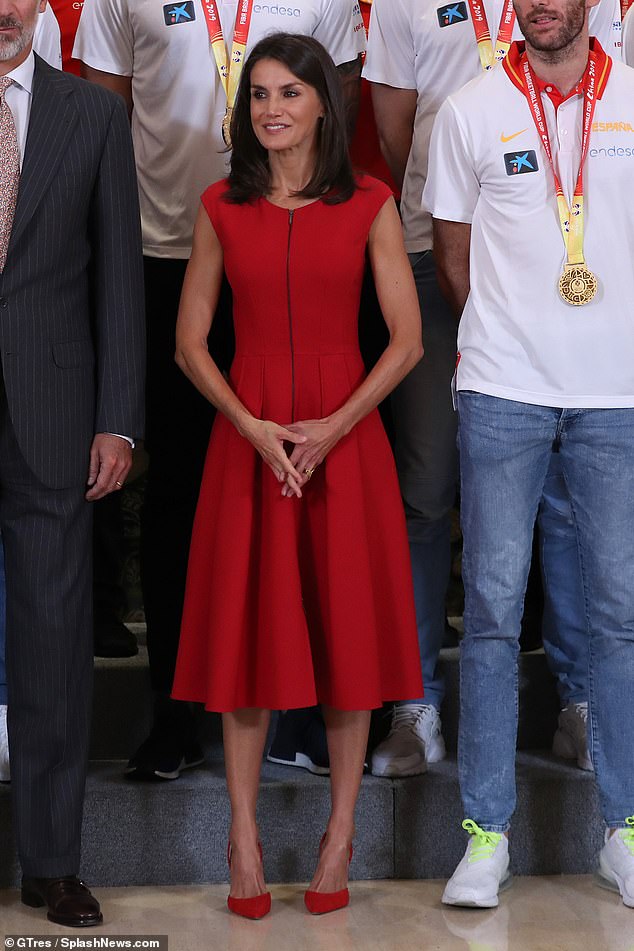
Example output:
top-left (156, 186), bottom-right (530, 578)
top-left (0, 77), bottom-right (20, 273)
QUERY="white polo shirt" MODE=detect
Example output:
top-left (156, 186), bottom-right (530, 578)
top-left (363, 0), bottom-right (622, 254)
top-left (34, 4), bottom-right (63, 69)
top-left (423, 42), bottom-right (634, 409)
top-left (73, 0), bottom-right (366, 258)
top-left (623, 4), bottom-right (634, 64)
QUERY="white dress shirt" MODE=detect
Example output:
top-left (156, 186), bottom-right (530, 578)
top-left (4, 53), bottom-right (35, 170)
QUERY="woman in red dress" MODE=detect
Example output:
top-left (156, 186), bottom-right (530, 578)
top-left (172, 33), bottom-right (423, 918)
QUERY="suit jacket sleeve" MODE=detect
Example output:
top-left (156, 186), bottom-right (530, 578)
top-left (89, 94), bottom-right (145, 440)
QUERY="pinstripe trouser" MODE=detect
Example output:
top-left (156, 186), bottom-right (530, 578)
top-left (0, 383), bottom-right (93, 878)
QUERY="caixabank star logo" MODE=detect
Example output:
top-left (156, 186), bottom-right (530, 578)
top-left (504, 150), bottom-right (539, 175)
top-left (437, 2), bottom-right (468, 27)
top-left (164, 1), bottom-right (196, 25)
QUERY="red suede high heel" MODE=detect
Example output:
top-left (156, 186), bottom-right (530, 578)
top-left (227, 842), bottom-right (271, 919)
top-left (304, 836), bottom-right (353, 915)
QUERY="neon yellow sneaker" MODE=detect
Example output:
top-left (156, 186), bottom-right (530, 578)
top-left (442, 820), bottom-right (511, 908)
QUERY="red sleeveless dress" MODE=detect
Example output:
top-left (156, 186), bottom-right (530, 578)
top-left (171, 175), bottom-right (423, 712)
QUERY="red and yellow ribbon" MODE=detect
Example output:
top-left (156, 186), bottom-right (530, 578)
top-left (200, 0), bottom-right (255, 110)
top-left (503, 41), bottom-right (611, 268)
top-left (467, 0), bottom-right (516, 71)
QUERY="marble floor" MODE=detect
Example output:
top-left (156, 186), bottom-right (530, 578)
top-left (1, 877), bottom-right (633, 951)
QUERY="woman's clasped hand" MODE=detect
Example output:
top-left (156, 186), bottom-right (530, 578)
top-left (240, 416), bottom-right (307, 496)
top-left (281, 416), bottom-right (346, 495)
top-left (242, 414), bottom-right (347, 497)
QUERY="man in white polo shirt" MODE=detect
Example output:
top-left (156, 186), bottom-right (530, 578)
top-left (364, 0), bottom-right (620, 780)
top-left (73, 0), bottom-right (365, 781)
top-left (425, 0), bottom-right (634, 909)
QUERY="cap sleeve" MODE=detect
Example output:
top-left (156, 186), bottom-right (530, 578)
top-left (354, 174), bottom-right (395, 228)
top-left (201, 179), bottom-right (231, 237)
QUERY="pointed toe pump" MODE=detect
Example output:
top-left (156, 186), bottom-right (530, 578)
top-left (304, 838), bottom-right (353, 915)
top-left (227, 843), bottom-right (271, 920)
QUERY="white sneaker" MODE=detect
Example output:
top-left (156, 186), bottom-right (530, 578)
top-left (370, 703), bottom-right (445, 777)
top-left (597, 819), bottom-right (634, 907)
top-left (552, 702), bottom-right (593, 771)
top-left (442, 820), bottom-right (511, 908)
top-left (0, 705), bottom-right (9, 782)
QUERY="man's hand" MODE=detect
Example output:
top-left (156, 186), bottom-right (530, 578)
top-left (85, 433), bottom-right (133, 501)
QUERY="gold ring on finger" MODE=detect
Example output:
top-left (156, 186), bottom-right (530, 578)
top-left (304, 467), bottom-right (315, 479)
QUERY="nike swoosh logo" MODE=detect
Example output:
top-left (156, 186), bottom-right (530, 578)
top-left (500, 129), bottom-right (529, 143)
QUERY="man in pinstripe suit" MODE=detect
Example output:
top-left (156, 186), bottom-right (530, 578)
top-left (0, 0), bottom-right (144, 927)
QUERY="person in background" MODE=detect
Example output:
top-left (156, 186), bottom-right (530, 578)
top-left (48, 0), bottom-right (83, 73)
top-left (33, 0), bottom-right (61, 65)
top-left (349, 0), bottom-right (397, 191)
top-left (425, 0), bottom-right (634, 909)
top-left (74, 0), bottom-right (366, 782)
top-left (364, 0), bottom-right (621, 781)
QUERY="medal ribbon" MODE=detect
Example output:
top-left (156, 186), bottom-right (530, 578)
top-left (200, 0), bottom-right (255, 109)
top-left (467, 0), bottom-right (516, 71)
top-left (520, 55), bottom-right (598, 268)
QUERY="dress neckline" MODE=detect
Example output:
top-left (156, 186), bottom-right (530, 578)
top-left (262, 196), bottom-right (323, 212)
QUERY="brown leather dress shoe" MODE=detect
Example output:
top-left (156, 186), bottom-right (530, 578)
top-left (21, 876), bottom-right (103, 927)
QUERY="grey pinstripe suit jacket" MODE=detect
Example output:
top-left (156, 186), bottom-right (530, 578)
top-left (0, 55), bottom-right (145, 489)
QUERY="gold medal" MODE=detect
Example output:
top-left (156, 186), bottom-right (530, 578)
top-left (203, 2), bottom-right (254, 150)
top-left (510, 48), bottom-right (611, 314)
top-left (222, 107), bottom-right (233, 148)
top-left (558, 263), bottom-right (598, 306)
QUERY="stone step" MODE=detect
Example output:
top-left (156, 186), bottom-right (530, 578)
top-left (0, 754), bottom-right (601, 888)
top-left (2, 626), bottom-right (577, 889)
top-left (91, 645), bottom-right (561, 760)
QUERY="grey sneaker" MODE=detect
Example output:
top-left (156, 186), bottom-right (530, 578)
top-left (552, 702), bottom-right (593, 771)
top-left (370, 703), bottom-right (445, 777)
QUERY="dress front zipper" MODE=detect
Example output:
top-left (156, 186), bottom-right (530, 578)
top-left (286, 209), bottom-right (296, 422)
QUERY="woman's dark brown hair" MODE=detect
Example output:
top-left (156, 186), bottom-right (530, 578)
top-left (225, 32), bottom-right (356, 205)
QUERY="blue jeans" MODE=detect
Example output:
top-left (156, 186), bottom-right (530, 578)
top-left (0, 536), bottom-right (5, 706)
top-left (458, 392), bottom-right (634, 831)
top-left (391, 251), bottom-right (458, 710)
top-left (539, 454), bottom-right (588, 706)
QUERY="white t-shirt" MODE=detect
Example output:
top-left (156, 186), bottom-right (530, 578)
top-left (623, 4), bottom-right (634, 64)
top-left (34, 4), bottom-right (63, 69)
top-left (423, 46), bottom-right (634, 409)
top-left (73, 0), bottom-right (366, 257)
top-left (363, 0), bottom-right (622, 253)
